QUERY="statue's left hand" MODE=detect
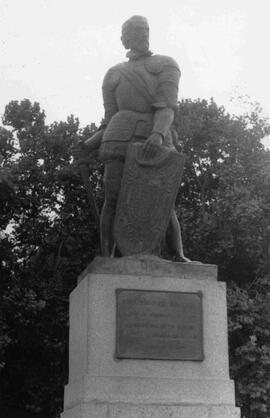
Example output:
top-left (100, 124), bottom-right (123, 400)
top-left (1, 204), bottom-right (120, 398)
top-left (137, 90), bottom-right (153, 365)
top-left (143, 132), bottom-right (163, 159)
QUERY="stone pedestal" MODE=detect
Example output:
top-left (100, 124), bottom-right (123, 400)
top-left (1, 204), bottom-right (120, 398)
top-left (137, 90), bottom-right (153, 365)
top-left (61, 256), bottom-right (240, 418)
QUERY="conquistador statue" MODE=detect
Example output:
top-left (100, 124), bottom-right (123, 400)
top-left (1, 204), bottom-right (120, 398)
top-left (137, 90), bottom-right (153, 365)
top-left (75, 15), bottom-right (190, 262)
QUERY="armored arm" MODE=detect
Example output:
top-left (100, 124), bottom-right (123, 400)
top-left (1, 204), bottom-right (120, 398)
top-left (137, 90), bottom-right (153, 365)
top-left (151, 107), bottom-right (174, 141)
top-left (150, 56), bottom-right (181, 142)
top-left (84, 129), bottom-right (104, 152)
top-left (102, 66), bottom-right (119, 125)
top-left (80, 66), bottom-right (120, 154)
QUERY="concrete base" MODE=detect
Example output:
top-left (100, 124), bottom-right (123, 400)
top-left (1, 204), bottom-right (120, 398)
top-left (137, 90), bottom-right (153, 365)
top-left (61, 256), bottom-right (240, 418)
top-left (62, 402), bottom-right (240, 418)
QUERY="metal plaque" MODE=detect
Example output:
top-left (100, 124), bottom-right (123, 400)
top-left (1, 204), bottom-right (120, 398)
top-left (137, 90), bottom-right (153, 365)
top-left (115, 289), bottom-right (204, 361)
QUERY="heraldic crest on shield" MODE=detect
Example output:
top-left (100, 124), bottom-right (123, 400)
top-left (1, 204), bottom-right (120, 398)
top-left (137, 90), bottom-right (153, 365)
top-left (114, 143), bottom-right (185, 256)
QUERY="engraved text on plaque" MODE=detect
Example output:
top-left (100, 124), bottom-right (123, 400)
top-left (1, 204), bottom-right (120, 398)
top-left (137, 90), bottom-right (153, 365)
top-left (115, 289), bottom-right (204, 360)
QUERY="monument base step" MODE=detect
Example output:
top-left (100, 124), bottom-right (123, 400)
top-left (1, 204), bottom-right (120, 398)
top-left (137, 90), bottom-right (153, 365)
top-left (63, 375), bottom-right (237, 408)
top-left (61, 402), bottom-right (240, 418)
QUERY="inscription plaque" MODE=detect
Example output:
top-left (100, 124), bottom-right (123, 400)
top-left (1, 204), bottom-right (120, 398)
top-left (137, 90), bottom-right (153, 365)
top-left (115, 289), bottom-right (204, 361)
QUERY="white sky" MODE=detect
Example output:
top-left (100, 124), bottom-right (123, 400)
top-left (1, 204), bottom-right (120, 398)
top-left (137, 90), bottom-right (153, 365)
top-left (1, 0), bottom-right (270, 147)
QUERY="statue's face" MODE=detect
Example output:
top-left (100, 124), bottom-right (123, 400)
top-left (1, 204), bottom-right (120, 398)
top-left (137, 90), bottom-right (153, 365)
top-left (125, 20), bottom-right (149, 53)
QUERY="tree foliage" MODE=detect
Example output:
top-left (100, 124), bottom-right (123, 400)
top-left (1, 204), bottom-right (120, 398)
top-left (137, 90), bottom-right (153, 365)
top-left (0, 99), bottom-right (101, 417)
top-left (228, 279), bottom-right (270, 417)
top-left (1, 98), bottom-right (270, 417)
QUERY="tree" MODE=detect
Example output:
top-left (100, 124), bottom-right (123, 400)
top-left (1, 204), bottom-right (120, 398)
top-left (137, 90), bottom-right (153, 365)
top-left (174, 98), bottom-right (270, 417)
top-left (175, 98), bottom-right (270, 283)
top-left (0, 100), bottom-right (101, 417)
top-left (228, 276), bottom-right (270, 418)
top-left (1, 98), bottom-right (270, 417)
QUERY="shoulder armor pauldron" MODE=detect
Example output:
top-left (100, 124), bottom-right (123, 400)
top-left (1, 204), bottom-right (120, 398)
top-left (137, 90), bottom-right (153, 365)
top-left (145, 55), bottom-right (180, 74)
top-left (103, 64), bottom-right (123, 88)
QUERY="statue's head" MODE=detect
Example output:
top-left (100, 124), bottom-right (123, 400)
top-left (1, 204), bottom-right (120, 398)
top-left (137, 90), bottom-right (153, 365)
top-left (121, 15), bottom-right (149, 53)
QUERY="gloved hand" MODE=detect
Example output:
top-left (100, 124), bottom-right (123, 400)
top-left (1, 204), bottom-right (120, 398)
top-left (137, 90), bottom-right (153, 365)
top-left (143, 132), bottom-right (163, 160)
top-left (72, 140), bottom-right (89, 163)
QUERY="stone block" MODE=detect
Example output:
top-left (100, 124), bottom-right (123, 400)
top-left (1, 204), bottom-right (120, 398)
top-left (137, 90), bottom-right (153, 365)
top-left (109, 403), bottom-right (184, 418)
top-left (62, 403), bottom-right (241, 418)
top-left (78, 255), bottom-right (217, 282)
top-left (208, 405), bottom-right (241, 418)
top-left (62, 257), bottom-right (240, 418)
top-left (61, 402), bottom-right (108, 418)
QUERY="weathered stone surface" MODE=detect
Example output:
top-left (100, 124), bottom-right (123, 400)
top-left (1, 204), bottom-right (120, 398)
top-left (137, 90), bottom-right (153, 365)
top-left (61, 402), bottom-right (108, 418)
top-left (78, 255), bottom-right (217, 283)
top-left (208, 405), bottom-right (241, 418)
top-left (61, 402), bottom-right (240, 418)
top-left (109, 403), bottom-right (189, 418)
top-left (109, 404), bottom-right (238, 418)
top-left (65, 375), bottom-right (236, 406)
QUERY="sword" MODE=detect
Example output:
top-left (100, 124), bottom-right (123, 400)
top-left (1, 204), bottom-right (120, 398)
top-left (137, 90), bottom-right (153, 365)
top-left (78, 160), bottom-right (100, 228)
top-left (73, 135), bottom-right (100, 229)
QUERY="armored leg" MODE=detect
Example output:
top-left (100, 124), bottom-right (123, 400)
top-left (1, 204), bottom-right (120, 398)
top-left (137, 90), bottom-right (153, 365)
top-left (166, 210), bottom-right (190, 262)
top-left (100, 160), bottom-right (124, 257)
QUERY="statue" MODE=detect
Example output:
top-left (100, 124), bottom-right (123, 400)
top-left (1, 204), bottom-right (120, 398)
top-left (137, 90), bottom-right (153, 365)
top-left (74, 15), bottom-right (190, 262)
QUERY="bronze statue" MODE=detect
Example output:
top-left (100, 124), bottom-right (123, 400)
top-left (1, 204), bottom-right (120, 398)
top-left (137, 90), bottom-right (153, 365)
top-left (75, 15), bottom-right (190, 262)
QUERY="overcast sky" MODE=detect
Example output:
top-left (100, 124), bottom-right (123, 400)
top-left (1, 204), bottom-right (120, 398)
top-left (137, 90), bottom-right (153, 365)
top-left (1, 0), bottom-right (270, 146)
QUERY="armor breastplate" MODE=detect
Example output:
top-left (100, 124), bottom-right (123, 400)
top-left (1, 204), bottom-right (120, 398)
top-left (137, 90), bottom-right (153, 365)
top-left (114, 61), bottom-right (157, 113)
top-left (103, 110), bottom-right (153, 143)
top-left (99, 110), bottom-right (153, 161)
top-left (102, 54), bottom-right (180, 118)
top-left (99, 54), bottom-right (180, 161)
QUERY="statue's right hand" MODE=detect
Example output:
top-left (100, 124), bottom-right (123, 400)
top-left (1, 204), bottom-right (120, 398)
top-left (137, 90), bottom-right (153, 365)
top-left (72, 141), bottom-right (91, 165)
top-left (72, 141), bottom-right (98, 170)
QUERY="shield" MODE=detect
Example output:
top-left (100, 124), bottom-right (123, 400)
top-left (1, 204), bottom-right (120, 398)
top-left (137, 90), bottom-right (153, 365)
top-left (114, 143), bottom-right (185, 256)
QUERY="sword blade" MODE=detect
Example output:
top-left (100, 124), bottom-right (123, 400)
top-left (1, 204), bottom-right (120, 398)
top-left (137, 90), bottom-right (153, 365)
top-left (79, 163), bottom-right (100, 228)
